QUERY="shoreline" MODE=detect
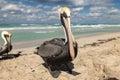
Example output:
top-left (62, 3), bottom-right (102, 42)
top-left (12, 32), bottom-right (120, 49)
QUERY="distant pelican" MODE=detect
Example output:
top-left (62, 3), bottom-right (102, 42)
top-left (0, 31), bottom-right (12, 55)
top-left (36, 7), bottom-right (78, 77)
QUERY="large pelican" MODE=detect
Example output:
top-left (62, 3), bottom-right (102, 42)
top-left (0, 31), bottom-right (12, 55)
top-left (36, 7), bottom-right (78, 77)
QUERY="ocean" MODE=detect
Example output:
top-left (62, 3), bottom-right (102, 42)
top-left (0, 24), bottom-right (120, 43)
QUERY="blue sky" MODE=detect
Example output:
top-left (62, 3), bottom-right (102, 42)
top-left (0, 0), bottom-right (120, 24)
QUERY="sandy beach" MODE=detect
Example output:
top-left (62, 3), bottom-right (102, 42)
top-left (0, 32), bottom-right (120, 80)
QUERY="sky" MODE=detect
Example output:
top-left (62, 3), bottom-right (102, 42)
top-left (0, 0), bottom-right (120, 24)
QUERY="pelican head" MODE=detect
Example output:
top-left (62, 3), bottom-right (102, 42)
top-left (59, 7), bottom-right (71, 28)
top-left (1, 31), bottom-right (12, 37)
top-left (1, 31), bottom-right (12, 51)
top-left (59, 7), bottom-right (71, 17)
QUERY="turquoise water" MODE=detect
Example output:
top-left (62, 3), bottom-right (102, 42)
top-left (0, 24), bottom-right (120, 43)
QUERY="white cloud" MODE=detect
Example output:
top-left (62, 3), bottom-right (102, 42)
top-left (52, 5), bottom-right (60, 11)
top-left (1, 4), bottom-right (19, 11)
top-left (88, 12), bottom-right (102, 17)
top-left (72, 0), bottom-right (84, 6)
top-left (3, 14), bottom-right (8, 18)
top-left (72, 7), bottom-right (84, 12)
top-left (10, 11), bottom-right (15, 14)
top-left (26, 9), bottom-right (32, 13)
top-left (108, 8), bottom-right (120, 14)
top-left (90, 7), bottom-right (107, 12)
top-left (84, 0), bottom-right (114, 6)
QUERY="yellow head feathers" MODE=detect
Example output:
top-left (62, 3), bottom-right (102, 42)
top-left (59, 7), bottom-right (71, 17)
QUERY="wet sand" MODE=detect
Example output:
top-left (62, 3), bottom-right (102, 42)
top-left (0, 32), bottom-right (120, 80)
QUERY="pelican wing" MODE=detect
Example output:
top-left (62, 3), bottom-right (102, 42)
top-left (38, 43), bottom-right (63, 57)
top-left (0, 45), bottom-right (8, 55)
top-left (37, 38), bottom-right (65, 57)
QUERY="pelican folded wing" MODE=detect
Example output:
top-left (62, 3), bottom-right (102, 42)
top-left (38, 42), bottom-right (63, 57)
top-left (0, 45), bottom-right (8, 55)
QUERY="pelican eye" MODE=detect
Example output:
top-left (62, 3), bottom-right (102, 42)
top-left (61, 12), bottom-right (70, 18)
top-left (4, 34), bottom-right (9, 37)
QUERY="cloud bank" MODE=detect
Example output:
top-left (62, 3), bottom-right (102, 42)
top-left (0, 0), bottom-right (120, 24)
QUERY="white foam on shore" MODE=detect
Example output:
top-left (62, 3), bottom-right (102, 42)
top-left (1, 24), bottom-right (120, 31)
top-left (0, 26), bottom-right (59, 31)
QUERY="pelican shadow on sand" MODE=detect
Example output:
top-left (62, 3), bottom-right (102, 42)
top-left (42, 62), bottom-right (80, 77)
top-left (0, 51), bottom-right (21, 60)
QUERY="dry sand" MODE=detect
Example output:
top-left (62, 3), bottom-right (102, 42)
top-left (0, 32), bottom-right (120, 80)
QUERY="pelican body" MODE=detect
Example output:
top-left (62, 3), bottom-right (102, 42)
top-left (38, 38), bottom-right (78, 65)
top-left (36, 7), bottom-right (78, 77)
top-left (0, 31), bottom-right (12, 55)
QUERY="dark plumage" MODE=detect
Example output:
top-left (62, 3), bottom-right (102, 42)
top-left (35, 7), bottom-right (78, 77)
top-left (0, 45), bottom-right (12, 55)
top-left (37, 38), bottom-right (78, 65)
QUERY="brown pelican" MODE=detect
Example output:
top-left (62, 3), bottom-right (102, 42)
top-left (35, 7), bottom-right (78, 77)
top-left (0, 31), bottom-right (12, 56)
